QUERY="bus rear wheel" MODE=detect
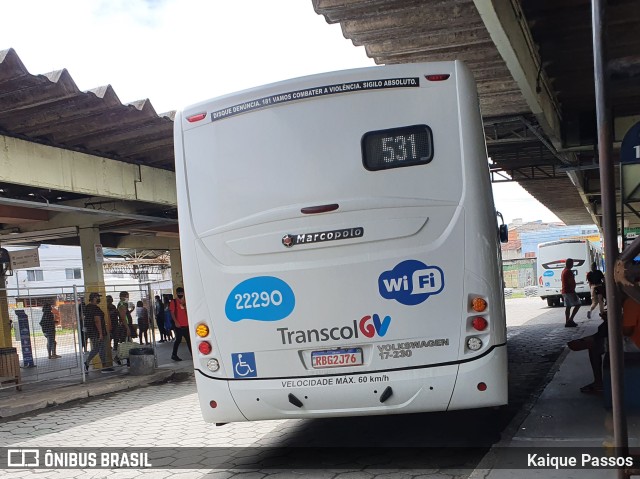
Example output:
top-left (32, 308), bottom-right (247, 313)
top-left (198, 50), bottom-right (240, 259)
top-left (547, 297), bottom-right (560, 307)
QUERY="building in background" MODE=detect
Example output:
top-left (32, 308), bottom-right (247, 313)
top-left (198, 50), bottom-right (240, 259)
top-left (2, 244), bottom-right (171, 306)
top-left (501, 219), bottom-right (565, 260)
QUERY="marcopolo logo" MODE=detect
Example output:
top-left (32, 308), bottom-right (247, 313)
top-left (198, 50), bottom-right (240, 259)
top-left (277, 314), bottom-right (391, 344)
top-left (282, 227), bottom-right (364, 248)
top-left (226, 276), bottom-right (295, 322)
top-left (379, 259), bottom-right (444, 306)
top-left (543, 270), bottom-right (554, 277)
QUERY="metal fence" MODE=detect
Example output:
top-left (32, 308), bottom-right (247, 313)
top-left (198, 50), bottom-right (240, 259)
top-left (0, 282), bottom-right (167, 389)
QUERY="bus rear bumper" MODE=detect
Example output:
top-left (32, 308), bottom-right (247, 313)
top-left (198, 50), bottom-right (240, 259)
top-left (195, 345), bottom-right (507, 422)
top-left (448, 343), bottom-right (508, 410)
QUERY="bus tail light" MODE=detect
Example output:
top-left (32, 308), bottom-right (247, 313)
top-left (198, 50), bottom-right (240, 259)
top-left (471, 297), bottom-right (487, 312)
top-left (472, 317), bottom-right (488, 331)
top-left (467, 337), bottom-right (483, 351)
top-left (209, 400), bottom-right (218, 408)
top-left (425, 74), bottom-right (450, 81)
top-left (196, 323), bottom-right (210, 337)
top-left (301, 203), bottom-right (339, 214)
top-left (477, 382), bottom-right (487, 391)
top-left (199, 342), bottom-right (212, 355)
top-left (207, 358), bottom-right (220, 372)
top-left (187, 112), bottom-right (207, 123)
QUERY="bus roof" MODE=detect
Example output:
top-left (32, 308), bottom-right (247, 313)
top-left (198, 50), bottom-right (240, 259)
top-left (538, 239), bottom-right (587, 248)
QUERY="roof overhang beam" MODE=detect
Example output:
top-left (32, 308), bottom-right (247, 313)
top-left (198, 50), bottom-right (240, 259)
top-left (473, 0), bottom-right (563, 148)
top-left (0, 134), bottom-right (176, 206)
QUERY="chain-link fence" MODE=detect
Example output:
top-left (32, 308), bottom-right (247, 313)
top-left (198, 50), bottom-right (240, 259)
top-left (0, 282), bottom-right (166, 389)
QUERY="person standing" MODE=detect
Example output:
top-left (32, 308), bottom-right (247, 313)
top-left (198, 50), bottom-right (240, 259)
top-left (170, 287), bottom-right (191, 361)
top-left (163, 296), bottom-right (175, 342)
top-left (84, 292), bottom-right (114, 373)
top-left (136, 300), bottom-right (151, 345)
top-left (155, 295), bottom-right (167, 343)
top-left (106, 295), bottom-right (122, 359)
top-left (561, 258), bottom-right (580, 327)
top-left (117, 291), bottom-right (133, 341)
top-left (40, 302), bottom-right (60, 359)
top-left (586, 262), bottom-right (605, 319)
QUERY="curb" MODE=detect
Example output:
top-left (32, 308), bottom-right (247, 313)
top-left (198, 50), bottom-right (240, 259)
top-left (468, 346), bottom-right (570, 478)
top-left (0, 368), bottom-right (176, 419)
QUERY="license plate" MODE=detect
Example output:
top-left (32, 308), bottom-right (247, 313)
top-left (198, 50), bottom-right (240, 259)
top-left (311, 348), bottom-right (363, 369)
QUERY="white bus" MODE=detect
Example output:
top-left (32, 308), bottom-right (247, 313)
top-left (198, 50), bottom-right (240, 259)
top-left (174, 61), bottom-right (508, 423)
top-left (537, 239), bottom-right (602, 307)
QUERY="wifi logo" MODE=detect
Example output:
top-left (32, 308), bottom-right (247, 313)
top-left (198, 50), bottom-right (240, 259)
top-left (378, 259), bottom-right (444, 306)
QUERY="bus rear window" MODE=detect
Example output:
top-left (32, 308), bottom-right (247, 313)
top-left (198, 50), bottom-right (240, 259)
top-left (361, 124), bottom-right (433, 171)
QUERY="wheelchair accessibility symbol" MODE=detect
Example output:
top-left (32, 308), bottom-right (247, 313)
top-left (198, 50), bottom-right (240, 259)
top-left (232, 352), bottom-right (257, 378)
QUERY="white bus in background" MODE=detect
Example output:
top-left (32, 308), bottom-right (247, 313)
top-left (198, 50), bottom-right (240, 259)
top-left (537, 239), bottom-right (602, 307)
top-left (174, 61), bottom-right (509, 423)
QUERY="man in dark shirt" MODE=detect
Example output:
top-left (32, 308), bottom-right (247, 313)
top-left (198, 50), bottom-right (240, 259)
top-left (84, 292), bottom-right (114, 373)
top-left (586, 262), bottom-right (605, 319)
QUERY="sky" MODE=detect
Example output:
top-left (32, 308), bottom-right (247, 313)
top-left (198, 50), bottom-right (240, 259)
top-left (1, 0), bottom-right (560, 225)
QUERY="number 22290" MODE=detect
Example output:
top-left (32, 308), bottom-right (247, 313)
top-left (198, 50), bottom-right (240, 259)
top-left (234, 290), bottom-right (283, 310)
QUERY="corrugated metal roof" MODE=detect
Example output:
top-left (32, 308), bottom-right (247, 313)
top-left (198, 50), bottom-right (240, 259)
top-left (313, 0), bottom-right (640, 131)
top-left (313, 0), bottom-right (530, 118)
top-left (0, 48), bottom-right (176, 171)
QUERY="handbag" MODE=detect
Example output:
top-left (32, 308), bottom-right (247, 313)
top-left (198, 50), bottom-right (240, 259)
top-left (117, 340), bottom-right (136, 360)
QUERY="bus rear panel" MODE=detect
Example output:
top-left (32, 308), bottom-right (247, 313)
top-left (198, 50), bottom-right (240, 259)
top-left (174, 61), bottom-right (507, 422)
top-left (537, 239), bottom-right (599, 307)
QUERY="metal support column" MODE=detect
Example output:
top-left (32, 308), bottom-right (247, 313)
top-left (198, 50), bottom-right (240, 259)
top-left (592, 1), bottom-right (628, 475)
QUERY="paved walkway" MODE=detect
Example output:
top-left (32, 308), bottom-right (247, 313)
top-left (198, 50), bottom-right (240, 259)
top-left (472, 304), bottom-right (640, 478)
top-left (0, 338), bottom-right (194, 419)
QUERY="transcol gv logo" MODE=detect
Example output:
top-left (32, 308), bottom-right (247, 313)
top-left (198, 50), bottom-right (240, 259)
top-left (379, 260), bottom-right (444, 306)
top-left (277, 314), bottom-right (390, 344)
top-left (360, 314), bottom-right (391, 338)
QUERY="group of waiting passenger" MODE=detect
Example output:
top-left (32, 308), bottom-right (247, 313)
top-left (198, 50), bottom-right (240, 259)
top-left (80, 287), bottom-right (191, 373)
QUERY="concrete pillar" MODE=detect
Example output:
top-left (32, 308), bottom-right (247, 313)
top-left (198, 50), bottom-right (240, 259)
top-left (79, 227), bottom-right (110, 367)
top-left (79, 227), bottom-right (105, 292)
top-left (169, 248), bottom-right (183, 293)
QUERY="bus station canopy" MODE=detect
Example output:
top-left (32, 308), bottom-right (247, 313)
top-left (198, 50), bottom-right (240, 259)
top-left (0, 0), bottom-right (640, 244)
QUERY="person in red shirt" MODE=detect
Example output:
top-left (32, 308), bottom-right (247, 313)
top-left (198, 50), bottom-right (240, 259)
top-left (561, 258), bottom-right (580, 327)
top-left (170, 286), bottom-right (192, 361)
